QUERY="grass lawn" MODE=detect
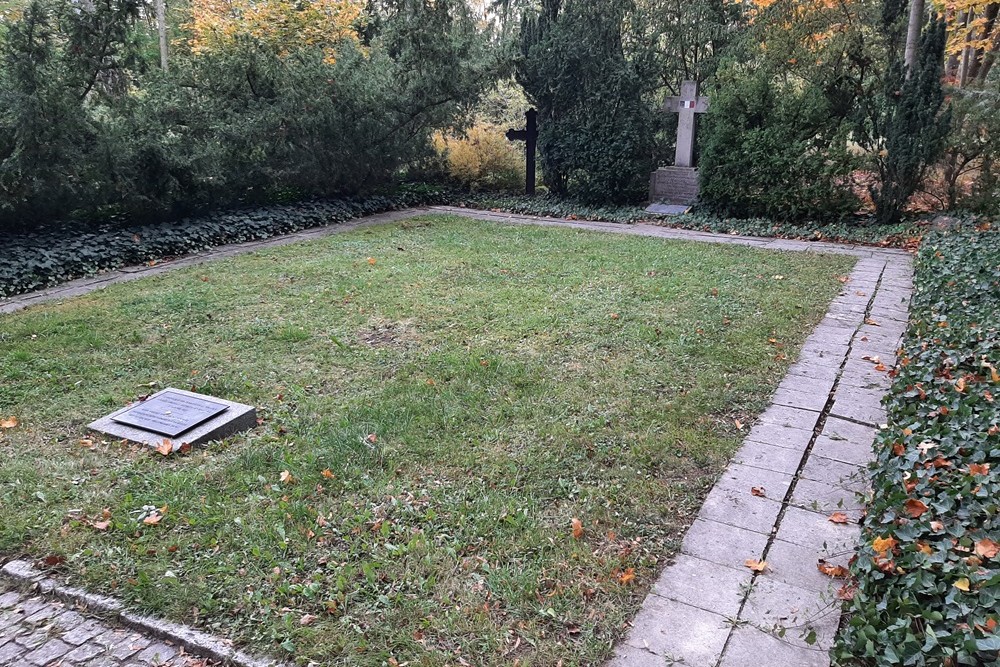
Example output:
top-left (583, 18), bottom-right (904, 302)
top-left (0, 215), bottom-right (855, 665)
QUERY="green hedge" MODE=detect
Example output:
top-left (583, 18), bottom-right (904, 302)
top-left (0, 188), bottom-right (446, 299)
top-left (837, 226), bottom-right (1000, 666)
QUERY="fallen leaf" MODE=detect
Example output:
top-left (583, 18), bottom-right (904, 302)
top-left (321, 469), bottom-right (335, 479)
top-left (571, 518), bottom-right (584, 540)
top-left (817, 560), bottom-right (850, 578)
top-left (0, 416), bottom-right (18, 429)
top-left (367, 257), bottom-right (377, 265)
top-left (744, 559), bottom-right (769, 572)
top-left (750, 487), bottom-right (766, 497)
top-left (873, 536), bottom-right (898, 556)
top-left (178, 442), bottom-right (192, 455)
top-left (828, 512), bottom-right (850, 524)
top-left (300, 614), bottom-right (317, 626)
top-left (874, 362), bottom-right (888, 372)
top-left (865, 318), bottom-right (881, 326)
top-left (92, 520), bottom-right (111, 532)
top-left (836, 584), bottom-right (857, 600)
top-left (710, 288), bottom-right (719, 297)
top-left (975, 539), bottom-right (1000, 559)
top-left (735, 419), bottom-right (744, 430)
top-left (904, 499), bottom-right (929, 518)
top-left (280, 470), bottom-right (295, 484)
top-left (366, 433), bottom-right (378, 444)
top-left (954, 578), bottom-right (971, 592)
top-left (610, 313), bottom-right (620, 320)
top-left (930, 521), bottom-right (944, 531)
top-left (618, 568), bottom-right (635, 585)
top-left (956, 378), bottom-right (967, 393)
top-left (837, 275), bottom-right (850, 284)
top-left (969, 463), bottom-right (990, 476)
top-left (156, 440), bottom-right (173, 456)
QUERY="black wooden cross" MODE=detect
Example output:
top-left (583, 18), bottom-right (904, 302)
top-left (505, 108), bottom-right (538, 196)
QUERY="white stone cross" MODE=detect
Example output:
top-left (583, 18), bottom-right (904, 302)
top-left (664, 80), bottom-right (710, 168)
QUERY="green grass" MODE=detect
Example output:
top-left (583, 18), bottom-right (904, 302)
top-left (0, 215), bottom-right (855, 665)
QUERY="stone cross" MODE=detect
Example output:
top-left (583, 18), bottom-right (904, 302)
top-left (664, 81), bottom-right (710, 168)
top-left (505, 108), bottom-right (538, 196)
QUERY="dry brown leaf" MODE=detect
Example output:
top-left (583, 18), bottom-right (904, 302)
top-left (905, 498), bottom-right (929, 518)
top-left (828, 512), bottom-right (850, 524)
top-left (571, 518), bottom-right (584, 540)
top-left (300, 614), bottom-right (317, 626)
top-left (817, 560), bottom-right (850, 578)
top-left (156, 440), bottom-right (173, 456)
top-left (0, 416), bottom-right (18, 429)
top-left (744, 559), bottom-right (769, 572)
top-left (969, 463), bottom-right (991, 476)
top-left (975, 538), bottom-right (1000, 559)
top-left (750, 487), bottom-right (766, 498)
top-left (92, 520), bottom-right (111, 532)
top-left (321, 469), bottom-right (335, 479)
top-left (618, 568), bottom-right (635, 585)
top-left (280, 470), bottom-right (295, 484)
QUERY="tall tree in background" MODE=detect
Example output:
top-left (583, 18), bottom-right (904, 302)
top-left (516, 0), bottom-right (658, 203)
top-left (857, 0), bottom-right (950, 224)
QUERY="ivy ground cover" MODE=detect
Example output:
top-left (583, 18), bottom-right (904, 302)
top-left (0, 215), bottom-right (854, 665)
top-left (838, 226), bottom-right (1000, 666)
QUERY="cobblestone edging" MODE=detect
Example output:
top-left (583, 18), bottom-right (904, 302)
top-left (1, 560), bottom-right (286, 667)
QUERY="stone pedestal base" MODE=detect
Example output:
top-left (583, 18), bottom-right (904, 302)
top-left (649, 166), bottom-right (699, 205)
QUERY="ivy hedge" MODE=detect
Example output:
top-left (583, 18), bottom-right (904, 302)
top-left (837, 225), bottom-right (1000, 666)
top-left (453, 193), bottom-right (928, 248)
top-left (0, 188), bottom-right (447, 299)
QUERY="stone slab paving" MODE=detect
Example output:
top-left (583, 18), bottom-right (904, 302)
top-left (609, 246), bottom-right (913, 666)
top-left (0, 205), bottom-right (913, 667)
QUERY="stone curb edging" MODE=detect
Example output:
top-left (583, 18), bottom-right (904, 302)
top-left (0, 560), bottom-right (287, 667)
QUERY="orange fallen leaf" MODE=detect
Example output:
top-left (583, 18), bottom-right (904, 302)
top-left (618, 568), bottom-right (636, 585)
top-left (92, 520), bottom-right (111, 532)
top-left (156, 440), bottom-right (173, 456)
top-left (143, 507), bottom-right (167, 526)
top-left (828, 512), bottom-right (850, 524)
top-left (956, 378), bottom-right (967, 393)
top-left (367, 257), bottom-right (377, 265)
top-left (571, 518), bottom-right (584, 540)
top-left (0, 416), bottom-right (18, 429)
top-left (874, 362), bottom-right (888, 372)
top-left (969, 463), bottom-right (991, 476)
top-left (905, 499), bottom-right (929, 518)
top-left (975, 539), bottom-right (1000, 559)
top-left (872, 537), bottom-right (899, 558)
top-left (817, 560), bottom-right (850, 578)
top-left (744, 559), bottom-right (769, 572)
top-left (321, 469), bottom-right (335, 479)
top-left (280, 470), bottom-right (295, 484)
top-left (750, 487), bottom-right (766, 497)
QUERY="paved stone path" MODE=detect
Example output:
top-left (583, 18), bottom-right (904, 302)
top-left (0, 561), bottom-right (280, 667)
top-left (0, 206), bottom-right (914, 667)
top-left (0, 585), bottom-right (199, 667)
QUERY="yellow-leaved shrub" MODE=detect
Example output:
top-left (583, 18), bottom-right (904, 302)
top-left (432, 123), bottom-right (525, 191)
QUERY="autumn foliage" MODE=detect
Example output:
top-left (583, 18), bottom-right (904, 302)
top-left (184, 0), bottom-right (365, 61)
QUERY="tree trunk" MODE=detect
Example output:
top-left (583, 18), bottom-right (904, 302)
top-left (156, 0), bottom-right (168, 72)
top-left (904, 0), bottom-right (926, 76)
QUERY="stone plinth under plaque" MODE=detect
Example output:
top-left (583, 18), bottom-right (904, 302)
top-left (649, 166), bottom-right (700, 206)
top-left (89, 388), bottom-right (256, 451)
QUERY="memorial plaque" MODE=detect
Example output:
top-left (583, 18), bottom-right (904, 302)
top-left (111, 390), bottom-right (229, 438)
